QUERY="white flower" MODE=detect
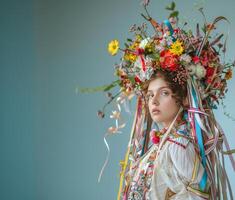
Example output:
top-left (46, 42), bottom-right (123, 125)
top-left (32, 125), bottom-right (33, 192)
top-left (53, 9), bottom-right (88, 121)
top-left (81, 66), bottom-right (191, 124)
top-left (180, 54), bottom-right (192, 63)
top-left (163, 32), bottom-right (169, 38)
top-left (139, 37), bottom-right (150, 49)
top-left (187, 64), bottom-right (196, 75)
top-left (195, 64), bottom-right (206, 79)
top-left (187, 63), bottom-right (206, 79)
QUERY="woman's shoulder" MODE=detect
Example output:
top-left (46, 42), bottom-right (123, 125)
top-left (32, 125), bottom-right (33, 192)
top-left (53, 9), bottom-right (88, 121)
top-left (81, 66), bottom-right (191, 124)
top-left (167, 122), bottom-right (195, 149)
top-left (167, 136), bottom-right (190, 149)
top-left (167, 133), bottom-right (197, 164)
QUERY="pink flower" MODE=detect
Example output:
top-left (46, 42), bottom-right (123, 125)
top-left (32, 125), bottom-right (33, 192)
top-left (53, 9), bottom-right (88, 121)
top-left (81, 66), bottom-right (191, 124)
top-left (150, 130), bottom-right (160, 144)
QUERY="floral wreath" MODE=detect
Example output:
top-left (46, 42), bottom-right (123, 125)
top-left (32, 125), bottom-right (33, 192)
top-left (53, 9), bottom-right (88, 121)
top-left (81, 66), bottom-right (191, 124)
top-left (107, 7), bottom-right (234, 110)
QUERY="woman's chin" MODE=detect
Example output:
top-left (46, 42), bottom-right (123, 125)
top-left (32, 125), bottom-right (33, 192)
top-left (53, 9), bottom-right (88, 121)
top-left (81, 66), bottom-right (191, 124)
top-left (152, 117), bottom-right (171, 127)
top-left (152, 116), bottom-right (163, 124)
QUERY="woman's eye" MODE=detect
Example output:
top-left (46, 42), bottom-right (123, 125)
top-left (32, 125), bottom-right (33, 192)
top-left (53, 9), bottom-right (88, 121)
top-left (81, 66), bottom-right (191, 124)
top-left (160, 90), bottom-right (169, 96)
top-left (146, 93), bottom-right (154, 100)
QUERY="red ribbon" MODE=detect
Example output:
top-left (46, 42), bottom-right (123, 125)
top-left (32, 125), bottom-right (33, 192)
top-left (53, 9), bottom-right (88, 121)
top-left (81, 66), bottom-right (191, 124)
top-left (136, 48), bottom-right (146, 72)
top-left (127, 48), bottom-right (146, 72)
top-left (125, 48), bottom-right (146, 72)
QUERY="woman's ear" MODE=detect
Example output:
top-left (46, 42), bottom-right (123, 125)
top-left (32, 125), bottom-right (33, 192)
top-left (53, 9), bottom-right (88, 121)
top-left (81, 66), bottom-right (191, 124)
top-left (182, 97), bottom-right (189, 109)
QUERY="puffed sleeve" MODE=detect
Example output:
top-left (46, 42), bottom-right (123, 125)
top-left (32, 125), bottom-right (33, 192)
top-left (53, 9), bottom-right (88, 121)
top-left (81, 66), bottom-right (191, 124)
top-left (168, 137), bottom-right (210, 199)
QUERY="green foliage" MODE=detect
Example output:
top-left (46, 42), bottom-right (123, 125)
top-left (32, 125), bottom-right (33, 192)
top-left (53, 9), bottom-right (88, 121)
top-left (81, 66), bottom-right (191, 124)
top-left (77, 80), bottom-right (120, 93)
top-left (169, 11), bottom-right (179, 18)
top-left (165, 2), bottom-right (175, 11)
top-left (165, 1), bottom-right (179, 20)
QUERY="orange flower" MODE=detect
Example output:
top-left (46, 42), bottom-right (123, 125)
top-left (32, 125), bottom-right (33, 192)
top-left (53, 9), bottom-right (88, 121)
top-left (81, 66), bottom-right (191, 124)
top-left (225, 69), bottom-right (233, 80)
top-left (160, 50), bottom-right (179, 71)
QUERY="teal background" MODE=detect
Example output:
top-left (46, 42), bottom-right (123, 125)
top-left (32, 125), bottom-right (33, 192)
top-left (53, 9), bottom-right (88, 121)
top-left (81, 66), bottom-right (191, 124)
top-left (0, 0), bottom-right (235, 199)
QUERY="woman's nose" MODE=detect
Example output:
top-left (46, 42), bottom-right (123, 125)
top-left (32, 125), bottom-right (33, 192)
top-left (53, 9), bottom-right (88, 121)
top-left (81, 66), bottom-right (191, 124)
top-left (151, 94), bottom-right (160, 105)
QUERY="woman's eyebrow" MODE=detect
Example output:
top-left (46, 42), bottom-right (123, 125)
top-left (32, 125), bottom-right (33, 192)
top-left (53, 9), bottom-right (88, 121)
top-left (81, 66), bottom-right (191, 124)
top-left (147, 86), bottom-right (170, 92)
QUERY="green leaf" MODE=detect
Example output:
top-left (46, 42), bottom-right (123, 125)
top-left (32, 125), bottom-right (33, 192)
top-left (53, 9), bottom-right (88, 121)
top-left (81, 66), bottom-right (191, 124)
top-left (169, 11), bottom-right (179, 18)
top-left (129, 76), bottom-right (135, 84)
top-left (103, 84), bottom-right (116, 91)
top-left (165, 2), bottom-right (175, 10)
top-left (124, 43), bottom-right (129, 48)
top-left (165, 6), bottom-right (172, 10)
top-left (148, 53), bottom-right (159, 60)
top-left (77, 80), bottom-right (120, 93)
top-left (171, 2), bottom-right (176, 10)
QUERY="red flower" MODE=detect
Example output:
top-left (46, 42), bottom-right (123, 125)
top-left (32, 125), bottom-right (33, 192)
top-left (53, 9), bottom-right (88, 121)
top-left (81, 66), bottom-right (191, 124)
top-left (213, 81), bottom-right (221, 89)
top-left (152, 135), bottom-right (160, 144)
top-left (134, 76), bottom-right (142, 83)
top-left (206, 67), bottom-right (216, 78)
top-left (211, 94), bottom-right (218, 101)
top-left (173, 28), bottom-right (180, 34)
top-left (201, 56), bottom-right (209, 66)
top-left (192, 56), bottom-right (200, 64)
top-left (206, 67), bottom-right (216, 83)
top-left (160, 50), bottom-right (179, 71)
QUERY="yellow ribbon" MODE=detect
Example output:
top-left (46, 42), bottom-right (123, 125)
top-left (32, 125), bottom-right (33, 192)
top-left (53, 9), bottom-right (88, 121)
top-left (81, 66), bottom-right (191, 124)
top-left (117, 98), bottom-right (140, 200)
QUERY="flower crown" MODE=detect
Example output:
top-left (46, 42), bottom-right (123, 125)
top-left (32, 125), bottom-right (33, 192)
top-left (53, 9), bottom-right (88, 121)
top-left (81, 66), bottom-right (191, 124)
top-left (107, 2), bottom-right (234, 110)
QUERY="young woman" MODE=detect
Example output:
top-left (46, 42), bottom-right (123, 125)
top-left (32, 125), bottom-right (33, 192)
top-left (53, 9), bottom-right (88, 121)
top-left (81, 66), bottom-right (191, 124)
top-left (125, 71), bottom-right (210, 199)
top-left (97, 2), bottom-right (234, 199)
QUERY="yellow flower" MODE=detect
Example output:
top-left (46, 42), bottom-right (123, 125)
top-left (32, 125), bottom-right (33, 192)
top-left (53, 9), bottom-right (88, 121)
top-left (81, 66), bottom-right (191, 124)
top-left (225, 69), bottom-right (233, 80)
top-left (169, 40), bottom-right (184, 56)
top-left (135, 34), bottom-right (142, 42)
top-left (130, 41), bottom-right (140, 50)
top-left (145, 43), bottom-right (154, 54)
top-left (108, 40), bottom-right (119, 56)
top-left (124, 53), bottom-right (137, 62)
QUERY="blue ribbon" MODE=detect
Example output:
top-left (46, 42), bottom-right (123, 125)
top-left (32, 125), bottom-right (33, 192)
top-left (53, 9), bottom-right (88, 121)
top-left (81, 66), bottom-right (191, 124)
top-left (163, 20), bottom-right (176, 42)
top-left (191, 82), bottom-right (208, 191)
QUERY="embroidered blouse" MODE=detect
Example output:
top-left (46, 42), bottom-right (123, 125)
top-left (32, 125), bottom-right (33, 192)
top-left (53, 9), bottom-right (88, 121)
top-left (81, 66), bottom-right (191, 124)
top-left (126, 123), bottom-right (210, 200)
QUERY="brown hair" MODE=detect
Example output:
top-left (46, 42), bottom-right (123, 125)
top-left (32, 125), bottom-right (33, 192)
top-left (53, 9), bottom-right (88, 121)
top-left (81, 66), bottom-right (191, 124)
top-left (142, 70), bottom-right (188, 107)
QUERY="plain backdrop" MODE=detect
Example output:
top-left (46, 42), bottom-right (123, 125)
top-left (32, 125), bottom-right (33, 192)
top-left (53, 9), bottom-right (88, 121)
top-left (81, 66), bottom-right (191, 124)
top-left (0, 0), bottom-right (235, 199)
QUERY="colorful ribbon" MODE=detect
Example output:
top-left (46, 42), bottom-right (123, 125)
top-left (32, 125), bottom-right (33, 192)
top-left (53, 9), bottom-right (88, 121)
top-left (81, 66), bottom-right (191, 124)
top-left (163, 19), bottom-right (176, 42)
top-left (117, 97), bottom-right (143, 200)
top-left (190, 79), bottom-right (208, 191)
top-left (136, 48), bottom-right (146, 72)
top-left (216, 122), bottom-right (235, 171)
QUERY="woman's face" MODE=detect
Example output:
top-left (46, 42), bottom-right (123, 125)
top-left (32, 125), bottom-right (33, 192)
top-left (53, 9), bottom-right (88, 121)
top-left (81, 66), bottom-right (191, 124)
top-left (147, 77), bottom-right (180, 128)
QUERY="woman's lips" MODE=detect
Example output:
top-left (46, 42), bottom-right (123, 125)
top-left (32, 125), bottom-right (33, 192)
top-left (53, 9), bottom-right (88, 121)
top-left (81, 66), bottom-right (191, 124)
top-left (152, 108), bottom-right (160, 115)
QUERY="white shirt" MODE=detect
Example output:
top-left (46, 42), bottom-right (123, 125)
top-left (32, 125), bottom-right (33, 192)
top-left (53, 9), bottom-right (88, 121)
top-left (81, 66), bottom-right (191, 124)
top-left (125, 124), bottom-right (210, 200)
